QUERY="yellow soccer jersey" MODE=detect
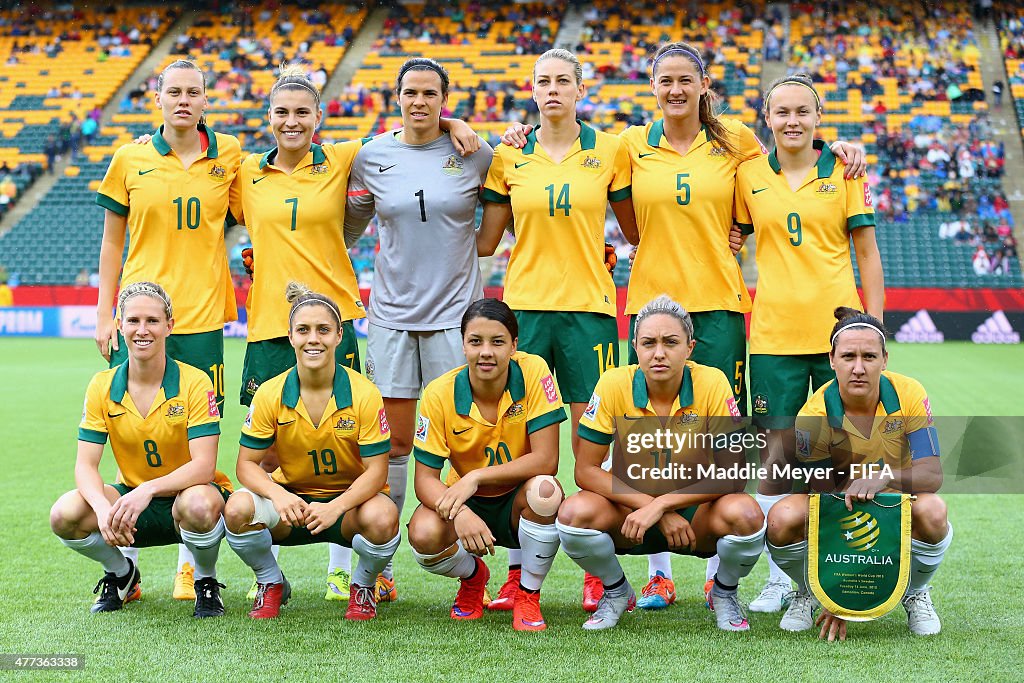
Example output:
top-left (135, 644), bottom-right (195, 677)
top-left (481, 122), bottom-right (631, 317)
top-left (240, 365), bottom-right (390, 497)
top-left (578, 361), bottom-right (743, 470)
top-left (231, 141), bottom-right (366, 342)
top-left (78, 357), bottom-right (229, 490)
top-left (735, 141), bottom-right (875, 355)
top-left (96, 125), bottom-right (241, 333)
top-left (413, 351), bottom-right (567, 497)
top-left (623, 118), bottom-right (763, 315)
top-left (795, 371), bottom-right (935, 480)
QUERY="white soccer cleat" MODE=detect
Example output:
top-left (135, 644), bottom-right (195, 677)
top-left (902, 588), bottom-right (941, 636)
top-left (582, 583), bottom-right (636, 631)
top-left (748, 578), bottom-right (793, 613)
top-left (707, 584), bottom-right (749, 632)
top-left (779, 590), bottom-right (819, 632)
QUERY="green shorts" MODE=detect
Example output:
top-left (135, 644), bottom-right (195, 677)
top-left (615, 506), bottom-right (712, 557)
top-left (628, 310), bottom-right (747, 415)
top-left (275, 493), bottom-right (351, 548)
top-left (112, 329), bottom-right (225, 414)
top-left (749, 353), bottom-right (835, 429)
top-left (514, 311), bottom-right (618, 403)
top-left (112, 482), bottom-right (230, 548)
top-left (240, 321), bottom-right (359, 405)
top-left (465, 484), bottom-right (523, 550)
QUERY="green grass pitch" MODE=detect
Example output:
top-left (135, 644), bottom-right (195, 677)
top-left (0, 338), bottom-right (1021, 681)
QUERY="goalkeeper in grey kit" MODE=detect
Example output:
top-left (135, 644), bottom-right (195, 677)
top-left (344, 57), bottom-right (494, 602)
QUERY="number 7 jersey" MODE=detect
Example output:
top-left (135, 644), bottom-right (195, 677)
top-left (231, 142), bottom-right (367, 342)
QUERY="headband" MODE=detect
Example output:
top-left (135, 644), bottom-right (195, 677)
top-left (765, 79), bottom-right (821, 109)
top-left (119, 286), bottom-right (172, 318)
top-left (651, 48), bottom-right (705, 77)
top-left (289, 297), bottom-right (341, 325)
top-left (277, 79), bottom-right (320, 102)
top-left (830, 322), bottom-right (886, 348)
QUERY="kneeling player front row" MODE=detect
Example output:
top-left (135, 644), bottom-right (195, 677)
top-left (51, 283), bottom-right (950, 635)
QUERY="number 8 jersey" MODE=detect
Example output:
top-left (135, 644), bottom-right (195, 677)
top-left (240, 365), bottom-right (391, 496)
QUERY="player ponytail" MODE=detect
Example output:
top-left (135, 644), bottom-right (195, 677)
top-left (118, 281), bottom-right (173, 320)
top-left (829, 307), bottom-right (888, 352)
top-left (634, 294), bottom-right (694, 343)
top-left (650, 42), bottom-right (737, 158)
top-left (271, 62), bottom-right (321, 107)
top-left (286, 281), bottom-right (342, 329)
top-left (461, 298), bottom-right (518, 340)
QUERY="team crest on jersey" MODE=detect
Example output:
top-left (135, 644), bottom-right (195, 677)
top-left (165, 401), bottom-right (186, 424)
top-left (581, 155), bottom-right (602, 169)
top-left (708, 144), bottom-right (727, 157)
top-left (415, 415), bottom-right (429, 443)
top-left (817, 181), bottom-right (838, 195)
top-left (541, 375), bottom-right (558, 404)
top-left (795, 428), bottom-right (811, 458)
top-left (505, 402), bottom-right (526, 423)
top-left (583, 393), bottom-right (600, 420)
top-left (883, 418), bottom-right (903, 435)
top-left (310, 163), bottom-right (330, 176)
top-left (365, 358), bottom-right (375, 382)
top-left (677, 411), bottom-right (699, 426)
top-left (334, 417), bottom-right (357, 437)
top-left (378, 408), bottom-right (390, 435)
top-left (441, 154), bottom-right (464, 176)
top-left (246, 377), bottom-right (260, 396)
top-left (753, 394), bottom-right (769, 415)
top-left (208, 164), bottom-right (227, 180)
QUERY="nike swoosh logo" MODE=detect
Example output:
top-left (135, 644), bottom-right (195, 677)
top-left (252, 176), bottom-right (269, 184)
top-left (621, 415), bottom-right (646, 421)
top-left (138, 169), bottom-right (156, 175)
top-left (515, 161), bottom-right (531, 169)
top-left (108, 411), bottom-right (126, 418)
top-left (535, 553), bottom-right (557, 559)
top-left (116, 574), bottom-right (135, 602)
top-left (520, 618), bottom-right (546, 627)
top-left (378, 164), bottom-right (397, 173)
top-left (278, 419), bottom-right (296, 426)
top-left (639, 152), bottom-right (656, 158)
top-left (453, 427), bottom-right (472, 435)
top-left (752, 187), bottom-right (768, 194)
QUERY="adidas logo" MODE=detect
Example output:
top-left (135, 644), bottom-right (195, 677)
top-left (971, 310), bottom-right (1020, 344)
top-left (895, 310), bottom-right (944, 343)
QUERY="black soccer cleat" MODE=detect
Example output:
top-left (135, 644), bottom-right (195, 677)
top-left (193, 577), bottom-right (226, 618)
top-left (91, 558), bottom-right (141, 614)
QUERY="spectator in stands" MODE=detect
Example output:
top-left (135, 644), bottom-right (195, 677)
top-left (972, 244), bottom-right (991, 275)
top-left (0, 276), bottom-right (12, 308)
top-left (44, 135), bottom-right (57, 173)
top-left (74, 268), bottom-right (90, 287)
top-left (992, 79), bottom-right (1004, 108)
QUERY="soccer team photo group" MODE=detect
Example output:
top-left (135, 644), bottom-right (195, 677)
top-left (0, 0), bottom-right (1021, 680)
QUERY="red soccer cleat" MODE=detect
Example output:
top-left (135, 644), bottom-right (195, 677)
top-left (248, 576), bottom-right (291, 619)
top-left (344, 583), bottom-right (377, 621)
top-left (487, 568), bottom-right (521, 611)
top-left (582, 572), bottom-right (604, 613)
top-left (450, 557), bottom-right (490, 620)
top-left (513, 588), bottom-right (547, 631)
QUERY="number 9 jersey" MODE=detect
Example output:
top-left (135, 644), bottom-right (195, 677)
top-left (240, 364), bottom-right (391, 497)
top-left (413, 352), bottom-right (567, 497)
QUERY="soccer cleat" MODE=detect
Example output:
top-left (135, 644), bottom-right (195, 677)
top-left (707, 584), bottom-right (750, 632)
top-left (450, 557), bottom-right (490, 620)
top-left (248, 575), bottom-right (291, 619)
top-left (902, 588), bottom-right (941, 636)
top-left (91, 559), bottom-right (141, 614)
top-left (173, 562), bottom-right (196, 601)
top-left (704, 578), bottom-right (715, 609)
top-left (325, 568), bottom-right (351, 602)
top-left (487, 568), bottom-right (520, 611)
top-left (193, 577), bottom-right (226, 618)
top-left (779, 590), bottom-right (819, 632)
top-left (582, 582), bottom-right (636, 631)
top-left (375, 574), bottom-right (397, 603)
top-left (246, 579), bottom-right (258, 602)
top-left (344, 583), bottom-right (377, 621)
top-left (636, 571), bottom-right (676, 610)
top-left (513, 588), bottom-right (546, 632)
top-left (483, 585), bottom-right (493, 607)
top-left (748, 578), bottom-right (793, 613)
top-left (125, 582), bottom-right (142, 603)
top-left (582, 572), bottom-right (604, 613)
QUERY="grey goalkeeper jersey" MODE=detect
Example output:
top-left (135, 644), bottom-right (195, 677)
top-left (345, 131), bottom-right (492, 330)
